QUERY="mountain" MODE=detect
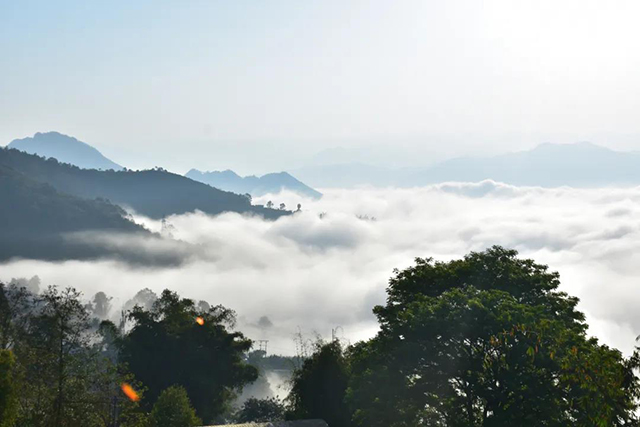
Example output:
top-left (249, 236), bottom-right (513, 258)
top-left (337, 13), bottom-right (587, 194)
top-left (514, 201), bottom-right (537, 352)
top-left (294, 143), bottom-right (640, 188)
top-left (0, 164), bottom-right (148, 261)
top-left (0, 148), bottom-right (289, 220)
top-left (186, 169), bottom-right (322, 199)
top-left (289, 163), bottom-right (400, 189)
top-left (7, 131), bottom-right (123, 171)
top-left (404, 142), bottom-right (640, 187)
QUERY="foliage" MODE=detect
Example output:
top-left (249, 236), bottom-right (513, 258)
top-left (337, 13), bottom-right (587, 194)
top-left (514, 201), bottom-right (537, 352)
top-left (234, 397), bottom-right (285, 423)
top-left (347, 246), bottom-right (640, 427)
top-left (0, 146), bottom-right (288, 222)
top-left (120, 290), bottom-right (258, 423)
top-left (1, 283), bottom-right (147, 427)
top-left (245, 350), bottom-right (301, 372)
top-left (149, 386), bottom-right (201, 427)
top-left (0, 350), bottom-right (18, 427)
top-left (286, 340), bottom-right (351, 427)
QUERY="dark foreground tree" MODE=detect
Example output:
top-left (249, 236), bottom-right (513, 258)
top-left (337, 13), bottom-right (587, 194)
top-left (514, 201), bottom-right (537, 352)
top-left (120, 290), bottom-right (258, 423)
top-left (0, 350), bottom-right (18, 427)
top-left (348, 246), bottom-right (640, 426)
top-left (286, 340), bottom-right (351, 427)
top-left (149, 385), bottom-right (201, 427)
top-left (234, 397), bottom-right (285, 423)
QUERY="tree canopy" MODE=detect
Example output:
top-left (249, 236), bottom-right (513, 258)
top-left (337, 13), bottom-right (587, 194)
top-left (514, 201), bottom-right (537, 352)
top-left (286, 340), bottom-right (351, 427)
top-left (347, 246), bottom-right (640, 426)
top-left (120, 290), bottom-right (258, 423)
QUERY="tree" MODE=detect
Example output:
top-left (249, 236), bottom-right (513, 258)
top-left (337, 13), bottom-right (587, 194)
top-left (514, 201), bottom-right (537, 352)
top-left (234, 397), bottom-right (285, 423)
top-left (8, 285), bottom-right (144, 427)
top-left (88, 291), bottom-right (112, 318)
top-left (286, 340), bottom-right (351, 427)
top-left (266, 201), bottom-right (274, 209)
top-left (279, 203), bottom-right (286, 210)
top-left (149, 385), bottom-right (201, 427)
top-left (348, 246), bottom-right (640, 426)
top-left (120, 290), bottom-right (258, 423)
top-left (24, 286), bottom-right (96, 426)
top-left (296, 203), bottom-right (302, 212)
top-left (0, 350), bottom-right (18, 427)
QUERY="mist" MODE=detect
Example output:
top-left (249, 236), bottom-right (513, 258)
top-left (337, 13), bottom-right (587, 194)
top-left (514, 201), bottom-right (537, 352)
top-left (2, 181), bottom-right (639, 355)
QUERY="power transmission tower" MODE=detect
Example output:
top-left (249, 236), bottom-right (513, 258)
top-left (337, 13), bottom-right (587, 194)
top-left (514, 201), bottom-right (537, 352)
top-left (258, 339), bottom-right (269, 355)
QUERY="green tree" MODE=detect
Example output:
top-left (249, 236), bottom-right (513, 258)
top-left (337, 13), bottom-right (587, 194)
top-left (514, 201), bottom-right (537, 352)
top-left (286, 340), bottom-right (351, 427)
top-left (0, 350), bottom-right (18, 427)
top-left (234, 397), bottom-right (285, 423)
top-left (348, 246), bottom-right (640, 426)
top-left (120, 290), bottom-right (257, 423)
top-left (149, 386), bottom-right (201, 427)
top-left (7, 285), bottom-right (145, 427)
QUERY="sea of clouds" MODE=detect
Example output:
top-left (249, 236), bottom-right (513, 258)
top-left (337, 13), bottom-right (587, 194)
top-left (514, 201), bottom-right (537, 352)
top-left (2, 180), bottom-right (640, 356)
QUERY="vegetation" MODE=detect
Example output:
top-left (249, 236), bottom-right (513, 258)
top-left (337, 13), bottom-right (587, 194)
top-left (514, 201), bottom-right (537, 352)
top-left (285, 247), bottom-right (640, 426)
top-left (149, 386), bottom-right (201, 427)
top-left (2, 247), bottom-right (639, 426)
top-left (0, 147), bottom-right (289, 220)
top-left (120, 290), bottom-right (258, 423)
top-left (0, 350), bottom-right (18, 427)
top-left (0, 165), bottom-right (146, 261)
top-left (286, 340), bottom-right (351, 427)
top-left (234, 397), bottom-right (285, 423)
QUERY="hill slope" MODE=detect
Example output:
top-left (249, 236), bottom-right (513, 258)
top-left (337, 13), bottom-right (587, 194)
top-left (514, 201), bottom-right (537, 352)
top-left (8, 131), bottom-right (123, 171)
top-left (0, 164), bottom-right (148, 261)
top-left (186, 169), bottom-right (322, 199)
top-left (0, 148), bottom-right (288, 220)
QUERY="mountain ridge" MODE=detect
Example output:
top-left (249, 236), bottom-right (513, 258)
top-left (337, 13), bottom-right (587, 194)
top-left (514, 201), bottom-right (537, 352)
top-left (186, 169), bottom-right (322, 199)
top-left (8, 131), bottom-right (123, 171)
top-left (0, 147), bottom-right (289, 220)
top-left (291, 142), bottom-right (640, 188)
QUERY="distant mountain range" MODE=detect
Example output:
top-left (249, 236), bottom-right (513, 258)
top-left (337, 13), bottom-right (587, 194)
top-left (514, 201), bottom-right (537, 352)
top-left (292, 142), bottom-right (640, 188)
top-left (186, 169), bottom-right (322, 199)
top-left (8, 131), bottom-right (123, 171)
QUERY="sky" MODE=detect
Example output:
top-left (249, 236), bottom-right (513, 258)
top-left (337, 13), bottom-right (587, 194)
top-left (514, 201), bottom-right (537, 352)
top-left (2, 0), bottom-right (640, 173)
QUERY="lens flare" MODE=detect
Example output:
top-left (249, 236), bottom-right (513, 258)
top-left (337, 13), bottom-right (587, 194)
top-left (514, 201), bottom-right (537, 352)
top-left (121, 383), bottom-right (140, 402)
top-left (196, 316), bottom-right (204, 325)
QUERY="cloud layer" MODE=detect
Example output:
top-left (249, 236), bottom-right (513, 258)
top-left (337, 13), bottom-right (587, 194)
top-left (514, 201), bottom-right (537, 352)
top-left (2, 180), bottom-right (640, 355)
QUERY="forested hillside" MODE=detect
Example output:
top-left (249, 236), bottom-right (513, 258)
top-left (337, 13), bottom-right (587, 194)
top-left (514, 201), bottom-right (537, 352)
top-left (0, 148), bottom-right (289, 219)
top-left (0, 165), bottom-right (147, 260)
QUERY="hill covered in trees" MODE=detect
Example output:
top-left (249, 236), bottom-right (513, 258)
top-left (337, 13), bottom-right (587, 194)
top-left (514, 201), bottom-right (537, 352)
top-left (186, 169), bottom-right (322, 199)
top-left (0, 147), bottom-right (289, 220)
top-left (7, 131), bottom-right (123, 171)
top-left (0, 164), bottom-right (149, 261)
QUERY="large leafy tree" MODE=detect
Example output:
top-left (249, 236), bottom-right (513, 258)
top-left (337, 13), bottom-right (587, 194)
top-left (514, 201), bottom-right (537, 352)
top-left (286, 340), bottom-right (352, 427)
top-left (348, 246), bottom-right (640, 426)
top-left (120, 290), bottom-right (258, 423)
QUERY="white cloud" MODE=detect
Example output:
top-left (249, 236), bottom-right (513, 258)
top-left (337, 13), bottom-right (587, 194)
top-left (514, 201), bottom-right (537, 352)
top-left (3, 181), bottom-right (640, 355)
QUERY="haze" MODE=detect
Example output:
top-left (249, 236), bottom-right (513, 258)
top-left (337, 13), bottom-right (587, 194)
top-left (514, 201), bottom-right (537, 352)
top-left (2, 0), bottom-right (640, 174)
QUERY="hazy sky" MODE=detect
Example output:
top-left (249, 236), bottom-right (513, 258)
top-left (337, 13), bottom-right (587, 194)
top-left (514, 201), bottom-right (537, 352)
top-left (2, 0), bottom-right (640, 173)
